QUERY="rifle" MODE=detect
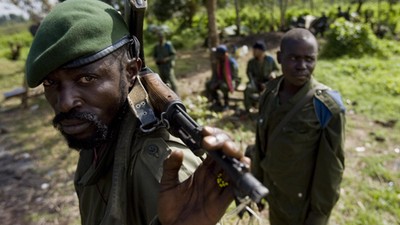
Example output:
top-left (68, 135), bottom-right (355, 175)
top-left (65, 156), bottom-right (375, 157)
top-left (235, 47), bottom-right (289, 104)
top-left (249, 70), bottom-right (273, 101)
top-left (124, 0), bottom-right (268, 203)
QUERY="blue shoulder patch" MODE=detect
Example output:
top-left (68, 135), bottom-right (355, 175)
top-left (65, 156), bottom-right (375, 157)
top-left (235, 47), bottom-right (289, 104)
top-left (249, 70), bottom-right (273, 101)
top-left (314, 98), bottom-right (332, 128)
top-left (230, 56), bottom-right (239, 68)
top-left (326, 90), bottom-right (346, 113)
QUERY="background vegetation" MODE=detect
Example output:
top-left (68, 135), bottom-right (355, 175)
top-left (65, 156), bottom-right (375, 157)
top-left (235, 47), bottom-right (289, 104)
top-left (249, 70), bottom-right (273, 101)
top-left (1, 0), bottom-right (399, 224)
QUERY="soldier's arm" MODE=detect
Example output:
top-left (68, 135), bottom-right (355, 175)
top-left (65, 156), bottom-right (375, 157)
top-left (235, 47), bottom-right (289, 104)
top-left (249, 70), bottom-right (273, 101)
top-left (246, 60), bottom-right (253, 81)
top-left (306, 96), bottom-right (346, 225)
top-left (251, 128), bottom-right (265, 182)
top-left (267, 56), bottom-right (280, 80)
top-left (166, 42), bottom-right (176, 62)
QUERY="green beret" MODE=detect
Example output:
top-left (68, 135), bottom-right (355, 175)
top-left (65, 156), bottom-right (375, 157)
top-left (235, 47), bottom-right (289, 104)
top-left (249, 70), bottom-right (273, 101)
top-left (25, 0), bottom-right (130, 88)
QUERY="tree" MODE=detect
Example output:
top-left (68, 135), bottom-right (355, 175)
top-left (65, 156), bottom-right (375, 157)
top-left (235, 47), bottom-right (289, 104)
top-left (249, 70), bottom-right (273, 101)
top-left (205, 0), bottom-right (219, 49)
top-left (278, 0), bottom-right (290, 30)
top-left (152, 0), bottom-right (201, 29)
top-left (234, 0), bottom-right (241, 35)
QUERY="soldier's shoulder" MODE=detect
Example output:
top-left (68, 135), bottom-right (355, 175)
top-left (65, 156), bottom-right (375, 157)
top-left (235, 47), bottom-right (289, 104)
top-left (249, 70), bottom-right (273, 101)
top-left (265, 76), bottom-right (281, 89)
top-left (229, 56), bottom-right (238, 65)
top-left (259, 76), bottom-right (281, 102)
top-left (264, 54), bottom-right (275, 61)
top-left (313, 82), bottom-right (346, 115)
top-left (248, 57), bottom-right (257, 64)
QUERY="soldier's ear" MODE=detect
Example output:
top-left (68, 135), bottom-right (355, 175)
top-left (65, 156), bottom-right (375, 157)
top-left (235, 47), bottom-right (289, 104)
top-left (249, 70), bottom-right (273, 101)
top-left (126, 58), bottom-right (142, 86)
top-left (277, 51), bottom-right (282, 64)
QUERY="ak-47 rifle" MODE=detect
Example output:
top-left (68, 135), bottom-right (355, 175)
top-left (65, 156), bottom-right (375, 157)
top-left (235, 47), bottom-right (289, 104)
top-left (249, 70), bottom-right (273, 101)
top-left (124, 0), bottom-right (268, 203)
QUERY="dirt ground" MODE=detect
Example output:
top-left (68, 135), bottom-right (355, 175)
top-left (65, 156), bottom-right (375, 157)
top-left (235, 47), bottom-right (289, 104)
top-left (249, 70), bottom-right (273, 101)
top-left (0, 32), bottom-right (398, 224)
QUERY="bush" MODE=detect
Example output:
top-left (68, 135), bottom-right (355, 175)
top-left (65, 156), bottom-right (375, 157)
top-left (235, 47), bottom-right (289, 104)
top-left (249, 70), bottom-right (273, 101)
top-left (0, 31), bottom-right (33, 59)
top-left (321, 18), bottom-right (381, 58)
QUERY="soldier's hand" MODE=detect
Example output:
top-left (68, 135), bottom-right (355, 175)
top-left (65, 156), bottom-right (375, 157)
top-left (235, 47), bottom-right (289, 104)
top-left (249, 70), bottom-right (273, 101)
top-left (158, 126), bottom-right (249, 225)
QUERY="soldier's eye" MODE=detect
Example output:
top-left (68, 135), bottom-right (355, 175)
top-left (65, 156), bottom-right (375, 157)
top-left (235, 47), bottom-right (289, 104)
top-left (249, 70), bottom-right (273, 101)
top-left (79, 76), bottom-right (96, 84)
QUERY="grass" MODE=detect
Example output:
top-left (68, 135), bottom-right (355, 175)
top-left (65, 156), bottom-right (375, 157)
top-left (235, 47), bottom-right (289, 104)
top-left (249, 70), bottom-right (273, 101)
top-left (315, 55), bottom-right (400, 122)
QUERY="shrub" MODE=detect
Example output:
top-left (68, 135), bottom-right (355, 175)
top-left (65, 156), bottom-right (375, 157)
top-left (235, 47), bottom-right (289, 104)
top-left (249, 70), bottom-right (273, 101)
top-left (321, 18), bottom-right (381, 58)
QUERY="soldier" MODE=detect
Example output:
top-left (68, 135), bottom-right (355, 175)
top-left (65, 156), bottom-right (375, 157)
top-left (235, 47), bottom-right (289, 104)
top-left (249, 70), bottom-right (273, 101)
top-left (153, 32), bottom-right (178, 92)
top-left (251, 28), bottom-right (346, 225)
top-left (205, 45), bottom-right (240, 110)
top-left (243, 41), bottom-right (279, 113)
top-left (25, 0), bottom-right (248, 224)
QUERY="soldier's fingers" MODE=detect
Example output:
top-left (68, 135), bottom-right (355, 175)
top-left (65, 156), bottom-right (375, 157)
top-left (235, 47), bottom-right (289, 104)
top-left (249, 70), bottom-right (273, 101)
top-left (202, 126), bottom-right (242, 159)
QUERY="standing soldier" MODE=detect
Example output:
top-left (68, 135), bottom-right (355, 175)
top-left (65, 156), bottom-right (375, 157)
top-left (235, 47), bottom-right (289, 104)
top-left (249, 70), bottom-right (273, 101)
top-left (153, 32), bottom-right (178, 92)
top-left (251, 28), bottom-right (345, 225)
top-left (206, 45), bottom-right (240, 110)
top-left (244, 41), bottom-right (279, 113)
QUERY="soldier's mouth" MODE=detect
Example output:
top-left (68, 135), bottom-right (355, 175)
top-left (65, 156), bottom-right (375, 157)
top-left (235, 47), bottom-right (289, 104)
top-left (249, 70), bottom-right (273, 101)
top-left (60, 119), bottom-right (91, 136)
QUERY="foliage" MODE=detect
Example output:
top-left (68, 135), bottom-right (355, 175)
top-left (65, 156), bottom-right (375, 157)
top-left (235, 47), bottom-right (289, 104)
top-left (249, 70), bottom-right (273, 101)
top-left (321, 18), bottom-right (381, 58)
top-left (152, 0), bottom-right (202, 32)
top-left (240, 7), bottom-right (277, 34)
top-left (0, 22), bottom-right (33, 59)
top-left (361, 1), bottom-right (400, 39)
top-left (0, 31), bottom-right (32, 59)
top-left (152, 0), bottom-right (186, 21)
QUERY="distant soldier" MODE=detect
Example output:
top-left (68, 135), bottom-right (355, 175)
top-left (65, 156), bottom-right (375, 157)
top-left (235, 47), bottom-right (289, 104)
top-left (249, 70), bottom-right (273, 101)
top-left (153, 32), bottom-right (178, 92)
top-left (244, 41), bottom-right (279, 113)
top-left (310, 13), bottom-right (329, 37)
top-left (205, 45), bottom-right (240, 110)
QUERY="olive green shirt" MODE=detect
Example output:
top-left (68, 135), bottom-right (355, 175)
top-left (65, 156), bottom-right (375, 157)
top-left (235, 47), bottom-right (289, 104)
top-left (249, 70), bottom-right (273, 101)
top-left (252, 76), bottom-right (345, 225)
top-left (74, 94), bottom-right (202, 225)
top-left (246, 55), bottom-right (278, 89)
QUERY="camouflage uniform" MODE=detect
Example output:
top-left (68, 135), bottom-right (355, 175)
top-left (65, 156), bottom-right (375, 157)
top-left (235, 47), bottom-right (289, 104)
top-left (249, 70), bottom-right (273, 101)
top-left (244, 55), bottom-right (278, 112)
top-left (251, 76), bottom-right (345, 225)
top-left (153, 41), bottom-right (178, 92)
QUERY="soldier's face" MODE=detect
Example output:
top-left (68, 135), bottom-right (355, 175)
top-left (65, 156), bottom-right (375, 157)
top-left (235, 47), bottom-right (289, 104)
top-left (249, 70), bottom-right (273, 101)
top-left (42, 51), bottom-right (137, 150)
top-left (253, 48), bottom-right (264, 58)
top-left (278, 38), bottom-right (317, 87)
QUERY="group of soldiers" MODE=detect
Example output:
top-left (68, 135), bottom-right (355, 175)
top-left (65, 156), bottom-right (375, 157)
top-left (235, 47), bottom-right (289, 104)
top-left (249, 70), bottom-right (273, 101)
top-left (205, 41), bottom-right (279, 113)
top-left (154, 35), bottom-right (279, 113)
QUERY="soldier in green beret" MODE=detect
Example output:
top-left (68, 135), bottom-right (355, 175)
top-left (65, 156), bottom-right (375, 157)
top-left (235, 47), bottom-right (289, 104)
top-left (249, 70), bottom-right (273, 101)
top-left (25, 0), bottom-right (247, 224)
top-left (251, 28), bottom-right (346, 225)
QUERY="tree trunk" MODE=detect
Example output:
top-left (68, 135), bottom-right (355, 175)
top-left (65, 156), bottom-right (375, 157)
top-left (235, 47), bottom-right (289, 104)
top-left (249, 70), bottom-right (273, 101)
top-left (279, 0), bottom-right (288, 31)
top-left (234, 0), bottom-right (241, 36)
top-left (356, 0), bottom-right (364, 14)
top-left (205, 0), bottom-right (219, 78)
top-left (270, 0), bottom-right (275, 31)
top-left (205, 0), bottom-right (219, 49)
top-left (310, 0), bottom-right (314, 13)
